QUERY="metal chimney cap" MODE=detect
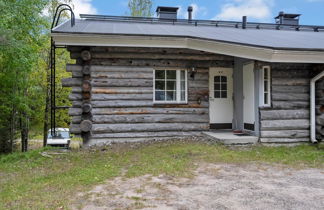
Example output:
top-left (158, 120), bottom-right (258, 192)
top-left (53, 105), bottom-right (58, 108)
top-left (188, 6), bottom-right (193, 12)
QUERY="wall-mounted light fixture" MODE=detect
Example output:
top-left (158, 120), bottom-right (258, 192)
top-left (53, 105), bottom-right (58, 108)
top-left (189, 67), bottom-right (196, 79)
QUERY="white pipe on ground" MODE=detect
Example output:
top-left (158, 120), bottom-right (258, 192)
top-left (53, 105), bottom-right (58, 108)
top-left (310, 70), bottom-right (324, 143)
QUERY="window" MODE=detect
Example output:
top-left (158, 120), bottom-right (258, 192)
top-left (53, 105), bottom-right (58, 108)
top-left (260, 66), bottom-right (271, 107)
top-left (214, 76), bottom-right (227, 98)
top-left (154, 69), bottom-right (187, 103)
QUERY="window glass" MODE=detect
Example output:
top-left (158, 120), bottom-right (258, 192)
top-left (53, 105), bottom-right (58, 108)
top-left (155, 70), bottom-right (165, 79)
top-left (155, 91), bottom-right (165, 101)
top-left (166, 91), bottom-right (176, 101)
top-left (166, 70), bottom-right (176, 79)
top-left (166, 81), bottom-right (176, 90)
top-left (154, 70), bottom-right (187, 103)
top-left (155, 81), bottom-right (165, 91)
top-left (214, 76), bottom-right (227, 98)
top-left (260, 66), bottom-right (271, 106)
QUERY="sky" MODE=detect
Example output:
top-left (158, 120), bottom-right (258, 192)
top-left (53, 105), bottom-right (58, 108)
top-left (70, 0), bottom-right (324, 25)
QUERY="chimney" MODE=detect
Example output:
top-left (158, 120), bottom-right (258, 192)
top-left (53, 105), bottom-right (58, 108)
top-left (242, 16), bottom-right (247, 29)
top-left (275, 11), bottom-right (301, 25)
top-left (188, 6), bottom-right (193, 21)
top-left (156, 6), bottom-right (179, 20)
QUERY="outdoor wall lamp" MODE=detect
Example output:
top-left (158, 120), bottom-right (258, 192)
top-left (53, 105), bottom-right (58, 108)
top-left (189, 67), bottom-right (196, 79)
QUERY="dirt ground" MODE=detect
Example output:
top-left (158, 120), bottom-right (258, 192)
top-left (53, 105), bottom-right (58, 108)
top-left (72, 163), bottom-right (324, 210)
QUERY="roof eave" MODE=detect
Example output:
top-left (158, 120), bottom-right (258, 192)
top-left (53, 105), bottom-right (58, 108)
top-left (51, 32), bottom-right (324, 63)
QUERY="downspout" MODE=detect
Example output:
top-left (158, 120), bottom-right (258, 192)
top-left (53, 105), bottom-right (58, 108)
top-left (310, 70), bottom-right (324, 143)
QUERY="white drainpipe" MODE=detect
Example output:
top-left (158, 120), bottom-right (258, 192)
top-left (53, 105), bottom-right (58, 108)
top-left (310, 71), bottom-right (324, 143)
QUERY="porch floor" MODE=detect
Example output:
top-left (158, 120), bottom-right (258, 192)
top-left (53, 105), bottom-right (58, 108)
top-left (203, 130), bottom-right (259, 145)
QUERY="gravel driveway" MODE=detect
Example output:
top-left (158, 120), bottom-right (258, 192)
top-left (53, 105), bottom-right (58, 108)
top-left (73, 163), bottom-right (324, 210)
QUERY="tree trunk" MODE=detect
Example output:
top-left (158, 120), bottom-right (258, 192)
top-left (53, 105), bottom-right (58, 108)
top-left (20, 114), bottom-right (28, 152)
top-left (9, 107), bottom-right (15, 153)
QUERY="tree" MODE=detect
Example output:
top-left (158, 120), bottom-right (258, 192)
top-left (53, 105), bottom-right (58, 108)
top-left (128, 0), bottom-right (153, 17)
top-left (0, 0), bottom-right (73, 153)
top-left (0, 0), bottom-right (48, 152)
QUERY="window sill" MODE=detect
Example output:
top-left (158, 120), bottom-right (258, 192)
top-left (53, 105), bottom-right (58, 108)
top-left (153, 102), bottom-right (188, 105)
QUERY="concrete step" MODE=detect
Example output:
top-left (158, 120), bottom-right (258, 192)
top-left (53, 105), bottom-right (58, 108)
top-left (203, 131), bottom-right (259, 145)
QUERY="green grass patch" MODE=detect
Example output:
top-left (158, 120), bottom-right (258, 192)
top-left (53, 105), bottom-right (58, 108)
top-left (0, 141), bottom-right (323, 209)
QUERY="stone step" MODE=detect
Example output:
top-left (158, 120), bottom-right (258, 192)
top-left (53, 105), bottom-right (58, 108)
top-left (203, 131), bottom-right (259, 145)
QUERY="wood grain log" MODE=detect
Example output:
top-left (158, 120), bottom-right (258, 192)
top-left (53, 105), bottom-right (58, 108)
top-left (272, 93), bottom-right (309, 101)
top-left (90, 66), bottom-right (153, 72)
top-left (271, 70), bottom-right (310, 78)
top-left (82, 103), bottom-right (92, 113)
top-left (69, 94), bottom-right (82, 100)
top-left (91, 100), bottom-right (208, 108)
top-left (92, 107), bottom-right (209, 115)
top-left (72, 71), bottom-right (83, 78)
top-left (92, 123), bottom-right (209, 133)
top-left (272, 85), bottom-right (309, 93)
top-left (82, 80), bottom-right (91, 92)
top-left (260, 119), bottom-right (310, 130)
top-left (80, 120), bottom-right (92, 132)
top-left (272, 101), bottom-right (309, 109)
top-left (92, 100), bottom-right (154, 108)
top-left (81, 50), bottom-right (91, 61)
top-left (72, 116), bottom-right (82, 123)
top-left (91, 71), bottom-right (153, 79)
top-left (260, 138), bottom-right (309, 143)
top-left (316, 105), bottom-right (324, 115)
top-left (66, 64), bottom-right (82, 72)
top-left (70, 124), bottom-right (81, 134)
top-left (89, 137), bottom-right (189, 145)
top-left (72, 101), bottom-right (82, 108)
top-left (92, 114), bottom-right (209, 124)
top-left (91, 131), bottom-right (202, 138)
top-left (69, 108), bottom-right (82, 116)
top-left (316, 114), bottom-right (324, 125)
top-left (272, 78), bottom-right (309, 86)
top-left (260, 109), bottom-right (309, 120)
top-left (82, 65), bottom-right (91, 75)
top-left (72, 87), bottom-right (82, 93)
top-left (92, 93), bottom-right (153, 100)
top-left (62, 78), bottom-right (82, 87)
top-left (91, 78), bottom-right (153, 87)
top-left (261, 130), bottom-right (309, 138)
top-left (89, 59), bottom-right (233, 68)
top-left (92, 87), bottom-right (152, 94)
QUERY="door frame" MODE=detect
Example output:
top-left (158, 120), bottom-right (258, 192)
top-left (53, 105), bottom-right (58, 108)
top-left (209, 67), bottom-right (234, 129)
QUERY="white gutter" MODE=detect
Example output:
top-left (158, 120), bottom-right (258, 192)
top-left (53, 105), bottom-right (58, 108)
top-left (310, 71), bottom-right (324, 143)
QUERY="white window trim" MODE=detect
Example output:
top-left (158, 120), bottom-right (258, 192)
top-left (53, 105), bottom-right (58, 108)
top-left (259, 66), bottom-right (271, 107)
top-left (153, 69), bottom-right (188, 104)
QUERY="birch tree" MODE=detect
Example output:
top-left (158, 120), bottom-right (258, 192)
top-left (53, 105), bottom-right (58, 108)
top-left (128, 0), bottom-right (153, 17)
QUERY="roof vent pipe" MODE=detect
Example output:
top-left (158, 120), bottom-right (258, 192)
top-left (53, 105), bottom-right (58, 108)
top-left (188, 6), bottom-right (193, 21)
top-left (242, 16), bottom-right (247, 29)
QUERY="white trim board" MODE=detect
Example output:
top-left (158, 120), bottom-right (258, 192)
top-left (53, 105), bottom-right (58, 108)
top-left (52, 33), bottom-right (324, 63)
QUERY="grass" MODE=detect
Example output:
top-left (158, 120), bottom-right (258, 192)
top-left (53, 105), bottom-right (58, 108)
top-left (0, 140), bottom-right (323, 209)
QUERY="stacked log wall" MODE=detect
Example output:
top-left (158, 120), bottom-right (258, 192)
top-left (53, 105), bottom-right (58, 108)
top-left (63, 47), bottom-right (234, 145)
top-left (259, 64), bottom-right (313, 143)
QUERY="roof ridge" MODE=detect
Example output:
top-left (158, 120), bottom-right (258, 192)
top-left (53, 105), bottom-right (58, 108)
top-left (79, 14), bottom-right (324, 33)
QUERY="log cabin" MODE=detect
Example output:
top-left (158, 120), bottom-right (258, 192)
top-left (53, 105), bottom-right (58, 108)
top-left (51, 6), bottom-right (324, 146)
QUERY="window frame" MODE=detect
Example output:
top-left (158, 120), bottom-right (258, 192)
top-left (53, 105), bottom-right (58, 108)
top-left (259, 66), bottom-right (271, 107)
top-left (213, 75), bottom-right (228, 99)
top-left (153, 69), bottom-right (188, 104)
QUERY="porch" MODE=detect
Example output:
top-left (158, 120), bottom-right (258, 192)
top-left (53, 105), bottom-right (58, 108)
top-left (203, 130), bottom-right (259, 145)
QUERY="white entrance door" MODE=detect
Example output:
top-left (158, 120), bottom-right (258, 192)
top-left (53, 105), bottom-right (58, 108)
top-left (209, 68), bottom-right (233, 129)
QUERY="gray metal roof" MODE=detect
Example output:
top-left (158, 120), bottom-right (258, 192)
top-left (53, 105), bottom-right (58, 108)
top-left (52, 17), bottom-right (324, 51)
